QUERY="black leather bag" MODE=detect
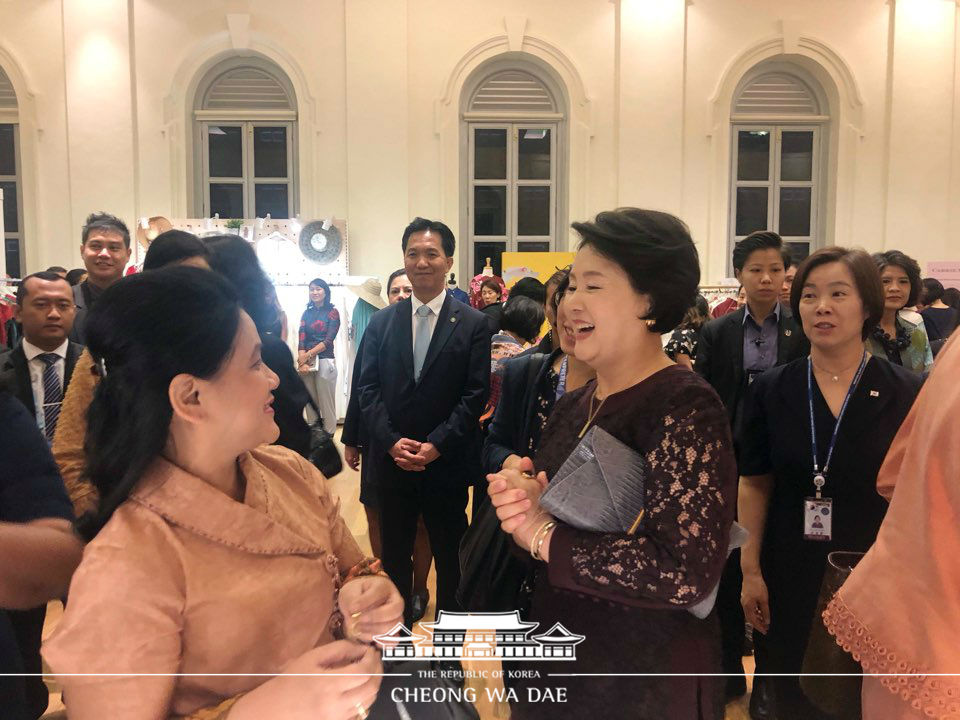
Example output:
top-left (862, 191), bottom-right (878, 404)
top-left (368, 660), bottom-right (480, 719)
top-left (800, 551), bottom-right (864, 720)
top-left (305, 397), bottom-right (343, 478)
top-left (457, 494), bottom-right (532, 613)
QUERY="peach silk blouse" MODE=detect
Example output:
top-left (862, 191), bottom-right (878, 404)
top-left (823, 333), bottom-right (960, 718)
top-left (43, 445), bottom-right (366, 719)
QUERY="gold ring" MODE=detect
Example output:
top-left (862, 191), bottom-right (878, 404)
top-left (350, 610), bottom-right (363, 619)
top-left (355, 702), bottom-right (369, 720)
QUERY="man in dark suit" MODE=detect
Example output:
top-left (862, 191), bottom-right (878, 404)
top-left (0, 271), bottom-right (84, 720)
top-left (696, 231), bottom-right (809, 715)
top-left (359, 218), bottom-right (490, 625)
top-left (0, 272), bottom-right (84, 441)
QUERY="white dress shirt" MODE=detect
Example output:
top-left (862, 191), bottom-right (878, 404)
top-left (410, 289), bottom-right (447, 354)
top-left (22, 338), bottom-right (68, 427)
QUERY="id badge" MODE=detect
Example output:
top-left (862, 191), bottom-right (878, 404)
top-left (803, 497), bottom-right (832, 541)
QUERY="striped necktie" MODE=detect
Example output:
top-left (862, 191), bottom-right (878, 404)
top-left (38, 352), bottom-right (63, 442)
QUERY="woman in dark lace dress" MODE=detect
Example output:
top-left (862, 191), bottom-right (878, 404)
top-left (488, 209), bottom-right (737, 720)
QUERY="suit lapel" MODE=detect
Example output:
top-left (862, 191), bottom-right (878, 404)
top-left (396, 299), bottom-right (415, 380)
top-left (417, 295), bottom-right (458, 384)
top-left (731, 309), bottom-right (745, 388)
top-left (64, 341), bottom-right (82, 392)
top-left (11, 346), bottom-right (36, 416)
top-left (777, 312), bottom-right (796, 364)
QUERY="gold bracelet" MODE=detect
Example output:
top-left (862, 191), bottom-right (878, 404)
top-left (530, 520), bottom-right (557, 561)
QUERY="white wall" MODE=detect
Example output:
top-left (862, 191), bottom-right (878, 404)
top-left (0, 0), bottom-right (958, 284)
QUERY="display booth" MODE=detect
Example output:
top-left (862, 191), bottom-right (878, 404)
top-left (153, 216), bottom-right (370, 423)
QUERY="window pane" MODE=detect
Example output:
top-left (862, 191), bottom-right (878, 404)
top-left (474, 185), bottom-right (506, 236)
top-left (208, 125), bottom-right (243, 178)
top-left (474, 241), bottom-right (506, 277)
top-left (780, 131), bottom-right (813, 181)
top-left (474, 129), bottom-right (507, 180)
top-left (518, 128), bottom-right (551, 180)
top-left (255, 183), bottom-right (290, 218)
top-left (253, 126), bottom-right (288, 178)
top-left (209, 182), bottom-right (244, 218)
top-left (517, 186), bottom-right (550, 236)
top-left (779, 187), bottom-right (812, 236)
top-left (786, 241), bottom-right (811, 263)
top-left (737, 130), bottom-right (770, 181)
top-left (4, 237), bottom-right (20, 278)
top-left (518, 241), bottom-right (550, 252)
top-left (0, 125), bottom-right (15, 176)
top-left (1, 181), bottom-right (18, 232)
top-left (735, 187), bottom-right (769, 236)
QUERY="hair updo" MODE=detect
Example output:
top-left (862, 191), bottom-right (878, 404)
top-left (79, 267), bottom-right (241, 540)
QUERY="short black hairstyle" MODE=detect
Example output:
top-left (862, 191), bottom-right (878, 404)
top-left (308, 277), bottom-right (333, 309)
top-left (791, 247), bottom-right (884, 341)
top-left (16, 271), bottom-right (72, 305)
top-left (46, 266), bottom-right (68, 275)
top-left (401, 217), bottom-right (456, 257)
top-left (546, 266), bottom-right (571, 292)
top-left (480, 277), bottom-right (502, 296)
top-left (386, 268), bottom-right (408, 294)
top-left (82, 211), bottom-right (131, 248)
top-left (551, 271), bottom-right (570, 314)
top-left (143, 230), bottom-right (208, 271)
top-left (873, 250), bottom-right (923, 307)
top-left (942, 287), bottom-right (960, 310)
top-left (571, 208), bottom-right (700, 334)
top-left (781, 247), bottom-right (796, 271)
top-left (510, 276), bottom-right (547, 306)
top-left (921, 277), bottom-right (945, 305)
top-left (499, 295), bottom-right (545, 344)
top-left (732, 230), bottom-right (784, 272)
top-left (66, 268), bottom-right (87, 286)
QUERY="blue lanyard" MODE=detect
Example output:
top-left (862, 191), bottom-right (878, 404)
top-left (807, 352), bottom-right (868, 498)
top-left (556, 355), bottom-right (569, 400)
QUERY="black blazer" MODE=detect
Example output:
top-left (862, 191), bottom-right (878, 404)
top-left (341, 332), bottom-right (369, 449)
top-left (358, 294), bottom-right (491, 486)
top-left (696, 306), bottom-right (809, 432)
top-left (481, 351), bottom-right (554, 474)
top-left (0, 340), bottom-right (84, 417)
top-left (68, 282), bottom-right (88, 345)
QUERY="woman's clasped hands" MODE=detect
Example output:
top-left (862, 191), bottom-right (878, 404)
top-left (487, 456), bottom-right (555, 557)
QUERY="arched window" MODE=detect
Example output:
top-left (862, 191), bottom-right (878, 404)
top-left (193, 57), bottom-right (297, 219)
top-left (461, 62), bottom-right (565, 277)
top-left (730, 64), bottom-right (829, 264)
top-left (0, 64), bottom-right (22, 276)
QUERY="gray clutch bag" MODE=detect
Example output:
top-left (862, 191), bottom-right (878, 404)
top-left (538, 425), bottom-right (645, 534)
top-left (539, 425), bottom-right (746, 619)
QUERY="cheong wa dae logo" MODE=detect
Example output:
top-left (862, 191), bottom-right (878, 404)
top-left (373, 610), bottom-right (585, 662)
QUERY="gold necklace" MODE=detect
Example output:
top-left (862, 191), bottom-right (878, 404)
top-left (578, 391), bottom-right (607, 438)
top-left (811, 356), bottom-right (864, 382)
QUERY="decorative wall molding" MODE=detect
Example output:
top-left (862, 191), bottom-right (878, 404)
top-left (226, 14), bottom-right (251, 50)
top-left (504, 15), bottom-right (528, 52)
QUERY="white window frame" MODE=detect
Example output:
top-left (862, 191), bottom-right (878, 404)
top-left (467, 122), bottom-right (557, 273)
top-left (729, 123), bottom-right (822, 268)
top-left (200, 120), bottom-right (295, 219)
top-left (0, 123), bottom-right (23, 277)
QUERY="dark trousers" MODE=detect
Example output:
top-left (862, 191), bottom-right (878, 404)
top-left (378, 472), bottom-right (468, 626)
top-left (717, 551), bottom-right (746, 690)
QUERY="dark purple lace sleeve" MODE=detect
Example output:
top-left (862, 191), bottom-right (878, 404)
top-left (547, 389), bottom-right (736, 608)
